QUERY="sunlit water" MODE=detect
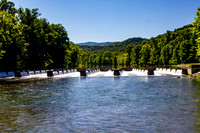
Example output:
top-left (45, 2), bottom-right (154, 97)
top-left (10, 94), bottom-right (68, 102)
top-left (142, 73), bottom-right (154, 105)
top-left (0, 70), bottom-right (200, 132)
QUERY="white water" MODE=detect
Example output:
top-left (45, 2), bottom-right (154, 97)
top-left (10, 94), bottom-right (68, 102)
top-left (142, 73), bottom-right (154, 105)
top-left (87, 69), bottom-right (182, 77)
top-left (0, 68), bottom-right (183, 79)
top-left (154, 68), bottom-right (182, 76)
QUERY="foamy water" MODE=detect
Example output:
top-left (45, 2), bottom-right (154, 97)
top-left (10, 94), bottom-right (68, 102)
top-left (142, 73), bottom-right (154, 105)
top-left (154, 68), bottom-right (182, 76)
top-left (0, 68), bottom-right (183, 79)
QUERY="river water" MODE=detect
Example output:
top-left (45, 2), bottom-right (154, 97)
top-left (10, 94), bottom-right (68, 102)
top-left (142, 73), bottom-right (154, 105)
top-left (0, 70), bottom-right (200, 132)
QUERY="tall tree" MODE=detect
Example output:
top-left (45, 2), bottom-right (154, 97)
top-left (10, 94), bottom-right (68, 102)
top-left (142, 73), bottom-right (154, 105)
top-left (0, 11), bottom-right (27, 71)
top-left (48, 24), bottom-right (69, 69)
top-left (126, 44), bottom-right (132, 67)
top-left (102, 51), bottom-right (112, 67)
top-left (139, 41), bottom-right (151, 66)
top-left (130, 45), bottom-right (141, 66)
top-left (192, 7), bottom-right (200, 59)
top-left (66, 42), bottom-right (79, 69)
top-left (18, 8), bottom-right (42, 69)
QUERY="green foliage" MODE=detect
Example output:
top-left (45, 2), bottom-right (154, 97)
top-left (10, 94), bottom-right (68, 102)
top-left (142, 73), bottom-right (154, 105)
top-left (79, 24), bottom-right (198, 68)
top-left (79, 19), bottom-right (199, 68)
top-left (130, 45), bottom-right (140, 65)
top-left (66, 41), bottom-right (80, 69)
top-left (192, 7), bottom-right (200, 58)
top-left (0, 0), bottom-right (17, 14)
top-left (196, 75), bottom-right (200, 82)
top-left (0, 11), bottom-right (27, 70)
top-left (139, 41), bottom-right (151, 65)
top-left (78, 37), bottom-right (147, 53)
top-left (76, 42), bottom-right (113, 46)
top-left (0, 0), bottom-right (77, 71)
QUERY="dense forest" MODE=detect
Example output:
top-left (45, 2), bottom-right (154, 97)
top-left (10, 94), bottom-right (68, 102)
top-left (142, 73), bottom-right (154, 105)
top-left (76, 42), bottom-right (113, 46)
top-left (78, 24), bottom-right (199, 68)
top-left (78, 9), bottom-right (200, 68)
top-left (78, 37), bottom-right (147, 53)
top-left (0, 0), bottom-right (82, 71)
top-left (0, 0), bottom-right (200, 71)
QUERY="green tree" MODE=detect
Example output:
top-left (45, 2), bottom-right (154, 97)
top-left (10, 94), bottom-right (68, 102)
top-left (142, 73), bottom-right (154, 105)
top-left (192, 7), bottom-right (200, 58)
top-left (126, 44), bottom-right (132, 67)
top-left (47, 24), bottom-right (69, 69)
top-left (159, 44), bottom-right (172, 65)
top-left (18, 7), bottom-right (42, 69)
top-left (130, 45), bottom-right (141, 66)
top-left (139, 41), bottom-right (151, 66)
top-left (77, 49), bottom-right (88, 68)
top-left (0, 11), bottom-right (27, 71)
top-left (0, 0), bottom-right (17, 14)
top-left (112, 51), bottom-right (118, 68)
top-left (102, 51), bottom-right (112, 67)
top-left (169, 46), bottom-right (178, 65)
top-left (66, 42), bottom-right (79, 69)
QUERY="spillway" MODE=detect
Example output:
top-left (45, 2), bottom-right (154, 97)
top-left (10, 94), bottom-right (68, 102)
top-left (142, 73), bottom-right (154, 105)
top-left (0, 68), bottom-right (183, 79)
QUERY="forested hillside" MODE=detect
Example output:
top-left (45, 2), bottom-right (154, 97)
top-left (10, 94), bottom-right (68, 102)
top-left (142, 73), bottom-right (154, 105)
top-left (76, 42), bottom-right (113, 46)
top-left (79, 37), bottom-right (147, 53)
top-left (78, 23), bottom-right (199, 68)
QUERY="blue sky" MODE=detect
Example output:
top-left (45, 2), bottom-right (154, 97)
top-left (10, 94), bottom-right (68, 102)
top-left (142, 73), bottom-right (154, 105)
top-left (11, 0), bottom-right (200, 43)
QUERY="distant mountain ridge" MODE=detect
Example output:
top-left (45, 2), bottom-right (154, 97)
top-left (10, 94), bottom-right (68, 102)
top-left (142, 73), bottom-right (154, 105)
top-left (78, 37), bottom-right (147, 53)
top-left (76, 42), bottom-right (113, 46)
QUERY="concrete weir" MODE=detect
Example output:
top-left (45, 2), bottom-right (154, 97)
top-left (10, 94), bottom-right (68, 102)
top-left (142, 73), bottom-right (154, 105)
top-left (100, 68), bottom-right (111, 71)
top-left (178, 65), bottom-right (200, 75)
top-left (80, 70), bottom-right (87, 76)
top-left (147, 70), bottom-right (154, 75)
top-left (77, 69), bottom-right (87, 76)
top-left (14, 71), bottom-right (30, 77)
top-left (47, 70), bottom-right (54, 77)
top-left (14, 71), bottom-right (22, 77)
top-left (113, 70), bottom-right (120, 76)
top-left (77, 69), bottom-right (100, 76)
top-left (146, 68), bottom-right (156, 75)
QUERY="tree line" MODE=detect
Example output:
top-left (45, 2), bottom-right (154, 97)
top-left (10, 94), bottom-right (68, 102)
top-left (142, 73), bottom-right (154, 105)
top-left (79, 8), bottom-right (200, 69)
top-left (78, 37), bottom-right (146, 53)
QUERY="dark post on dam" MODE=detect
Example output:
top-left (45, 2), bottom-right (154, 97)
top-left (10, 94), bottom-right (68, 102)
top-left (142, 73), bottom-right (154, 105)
top-left (14, 71), bottom-right (22, 77)
top-left (147, 68), bottom-right (155, 75)
top-left (113, 70), bottom-right (120, 76)
top-left (80, 70), bottom-right (87, 76)
top-left (47, 70), bottom-right (54, 77)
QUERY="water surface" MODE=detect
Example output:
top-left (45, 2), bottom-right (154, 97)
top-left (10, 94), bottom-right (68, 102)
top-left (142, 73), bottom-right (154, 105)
top-left (0, 73), bottom-right (200, 132)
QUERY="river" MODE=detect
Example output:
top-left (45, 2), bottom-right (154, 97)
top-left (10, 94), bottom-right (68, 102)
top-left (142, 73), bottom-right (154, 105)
top-left (0, 70), bottom-right (200, 132)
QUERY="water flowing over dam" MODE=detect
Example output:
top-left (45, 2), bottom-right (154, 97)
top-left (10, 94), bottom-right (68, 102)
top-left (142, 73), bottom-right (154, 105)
top-left (0, 68), bottom-right (183, 79)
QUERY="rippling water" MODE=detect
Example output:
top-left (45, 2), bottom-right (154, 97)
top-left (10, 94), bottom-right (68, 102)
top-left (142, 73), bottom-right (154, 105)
top-left (1, 72), bottom-right (200, 132)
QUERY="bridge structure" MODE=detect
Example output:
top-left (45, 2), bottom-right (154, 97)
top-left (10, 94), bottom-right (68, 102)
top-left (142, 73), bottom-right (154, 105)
top-left (0, 66), bottom-right (189, 78)
top-left (0, 68), bottom-right (156, 78)
top-left (177, 64), bottom-right (200, 75)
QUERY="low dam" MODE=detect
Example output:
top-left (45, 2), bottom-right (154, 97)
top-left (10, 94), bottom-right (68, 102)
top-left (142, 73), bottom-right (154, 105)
top-left (0, 68), bottom-right (185, 78)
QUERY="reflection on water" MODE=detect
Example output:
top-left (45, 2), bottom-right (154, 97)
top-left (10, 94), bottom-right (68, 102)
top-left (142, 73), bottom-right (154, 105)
top-left (0, 75), bottom-right (200, 132)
